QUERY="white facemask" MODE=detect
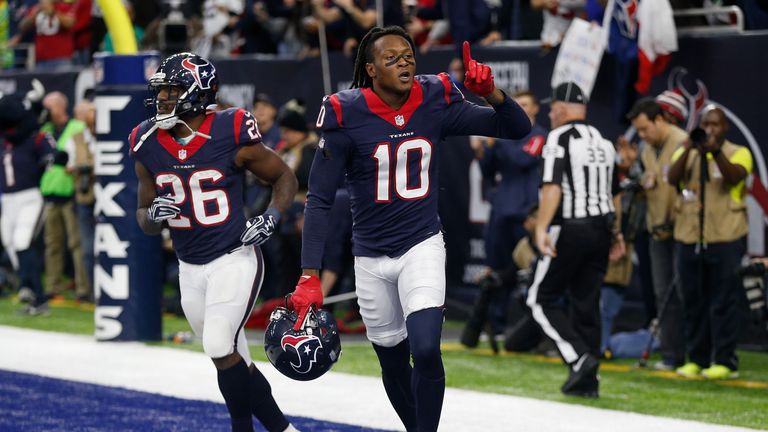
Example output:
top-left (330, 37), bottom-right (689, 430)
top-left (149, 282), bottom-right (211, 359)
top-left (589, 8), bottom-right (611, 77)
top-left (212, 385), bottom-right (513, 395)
top-left (155, 115), bottom-right (179, 130)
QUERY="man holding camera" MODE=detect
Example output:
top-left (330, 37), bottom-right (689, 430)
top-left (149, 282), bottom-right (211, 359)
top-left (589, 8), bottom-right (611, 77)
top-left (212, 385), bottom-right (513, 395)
top-left (667, 106), bottom-right (752, 380)
top-left (626, 99), bottom-right (688, 370)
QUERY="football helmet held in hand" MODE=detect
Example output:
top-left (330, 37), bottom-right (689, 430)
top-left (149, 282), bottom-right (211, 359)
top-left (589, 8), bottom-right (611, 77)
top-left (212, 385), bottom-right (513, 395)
top-left (264, 306), bottom-right (341, 381)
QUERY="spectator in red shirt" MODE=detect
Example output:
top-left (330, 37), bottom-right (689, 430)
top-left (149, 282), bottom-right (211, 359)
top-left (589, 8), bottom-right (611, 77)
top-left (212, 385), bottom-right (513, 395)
top-left (72, 0), bottom-right (92, 65)
top-left (9, 0), bottom-right (76, 70)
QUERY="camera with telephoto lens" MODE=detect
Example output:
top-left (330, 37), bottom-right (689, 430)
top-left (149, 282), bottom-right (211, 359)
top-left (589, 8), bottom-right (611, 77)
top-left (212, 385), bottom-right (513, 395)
top-left (689, 127), bottom-right (708, 149)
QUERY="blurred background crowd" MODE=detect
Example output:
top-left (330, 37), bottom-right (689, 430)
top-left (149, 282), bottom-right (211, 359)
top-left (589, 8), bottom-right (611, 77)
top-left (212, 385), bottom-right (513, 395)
top-left (2, 0), bottom-right (768, 70)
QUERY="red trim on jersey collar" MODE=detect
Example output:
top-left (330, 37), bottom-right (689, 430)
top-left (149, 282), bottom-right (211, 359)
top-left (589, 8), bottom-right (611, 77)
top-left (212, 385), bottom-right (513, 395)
top-left (361, 80), bottom-right (423, 129)
top-left (157, 113), bottom-right (215, 162)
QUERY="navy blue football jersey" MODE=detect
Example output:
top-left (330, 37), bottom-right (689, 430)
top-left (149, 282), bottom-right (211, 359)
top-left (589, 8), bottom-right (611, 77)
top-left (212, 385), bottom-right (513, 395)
top-left (130, 108), bottom-right (262, 264)
top-left (1, 132), bottom-right (54, 193)
top-left (301, 73), bottom-right (531, 269)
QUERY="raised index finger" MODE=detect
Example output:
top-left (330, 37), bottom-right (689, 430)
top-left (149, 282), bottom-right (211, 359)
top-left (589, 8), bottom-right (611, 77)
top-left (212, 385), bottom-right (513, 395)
top-left (462, 41), bottom-right (472, 68)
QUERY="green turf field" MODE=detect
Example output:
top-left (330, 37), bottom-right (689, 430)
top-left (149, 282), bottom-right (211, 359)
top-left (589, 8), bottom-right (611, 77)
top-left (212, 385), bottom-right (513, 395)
top-left (1, 297), bottom-right (767, 430)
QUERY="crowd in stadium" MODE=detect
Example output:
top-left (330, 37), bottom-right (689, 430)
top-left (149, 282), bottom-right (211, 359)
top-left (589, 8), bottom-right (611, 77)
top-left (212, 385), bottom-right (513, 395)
top-left (2, 0), bottom-right (768, 411)
top-left (3, 0), bottom-right (768, 70)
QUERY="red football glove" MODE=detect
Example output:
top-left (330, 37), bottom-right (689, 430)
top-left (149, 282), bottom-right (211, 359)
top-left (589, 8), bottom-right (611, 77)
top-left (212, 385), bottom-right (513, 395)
top-left (288, 274), bottom-right (324, 331)
top-left (462, 41), bottom-right (495, 98)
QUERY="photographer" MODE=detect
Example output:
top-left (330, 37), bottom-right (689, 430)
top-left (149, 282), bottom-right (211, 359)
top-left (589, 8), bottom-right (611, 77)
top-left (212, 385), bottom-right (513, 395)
top-left (667, 106), bottom-right (752, 380)
top-left (626, 98), bottom-right (688, 371)
top-left (72, 100), bottom-right (96, 302)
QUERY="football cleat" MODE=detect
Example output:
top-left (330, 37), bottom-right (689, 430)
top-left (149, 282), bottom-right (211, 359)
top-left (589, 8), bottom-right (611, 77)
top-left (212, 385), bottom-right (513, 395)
top-left (264, 305), bottom-right (341, 381)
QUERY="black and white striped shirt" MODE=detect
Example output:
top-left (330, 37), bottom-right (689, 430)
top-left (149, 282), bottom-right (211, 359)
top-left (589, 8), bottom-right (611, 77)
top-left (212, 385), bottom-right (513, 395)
top-left (541, 121), bottom-right (620, 221)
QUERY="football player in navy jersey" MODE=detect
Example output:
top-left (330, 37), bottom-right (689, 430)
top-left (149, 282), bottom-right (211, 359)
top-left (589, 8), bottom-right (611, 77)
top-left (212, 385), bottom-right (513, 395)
top-left (290, 26), bottom-right (532, 431)
top-left (0, 91), bottom-right (53, 315)
top-left (130, 53), bottom-right (299, 432)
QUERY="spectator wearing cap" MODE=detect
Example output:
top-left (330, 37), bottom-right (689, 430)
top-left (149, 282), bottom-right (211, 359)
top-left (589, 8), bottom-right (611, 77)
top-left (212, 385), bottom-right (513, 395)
top-left (243, 92), bottom-right (280, 216)
top-left (528, 82), bottom-right (625, 398)
top-left (655, 88), bottom-right (688, 128)
top-left (252, 93), bottom-right (280, 149)
top-left (275, 99), bottom-right (317, 198)
top-left (274, 99), bottom-right (319, 295)
top-left (624, 98), bottom-right (688, 370)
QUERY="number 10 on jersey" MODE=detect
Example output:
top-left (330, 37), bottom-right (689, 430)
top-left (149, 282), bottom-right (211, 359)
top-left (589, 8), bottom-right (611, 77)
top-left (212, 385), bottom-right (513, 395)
top-left (372, 138), bottom-right (432, 202)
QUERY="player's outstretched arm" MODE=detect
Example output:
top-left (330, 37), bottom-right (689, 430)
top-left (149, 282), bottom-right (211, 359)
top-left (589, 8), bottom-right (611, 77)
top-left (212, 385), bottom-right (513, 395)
top-left (135, 161), bottom-right (168, 236)
top-left (444, 42), bottom-right (531, 139)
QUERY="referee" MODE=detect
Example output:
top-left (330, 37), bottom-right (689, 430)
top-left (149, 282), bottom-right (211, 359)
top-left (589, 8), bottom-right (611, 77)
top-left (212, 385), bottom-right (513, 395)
top-left (527, 82), bottom-right (625, 398)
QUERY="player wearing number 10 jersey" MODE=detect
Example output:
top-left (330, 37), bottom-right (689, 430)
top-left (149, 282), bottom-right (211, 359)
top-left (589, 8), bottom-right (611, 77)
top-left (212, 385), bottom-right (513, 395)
top-left (131, 53), bottom-right (299, 432)
top-left (289, 27), bottom-right (532, 431)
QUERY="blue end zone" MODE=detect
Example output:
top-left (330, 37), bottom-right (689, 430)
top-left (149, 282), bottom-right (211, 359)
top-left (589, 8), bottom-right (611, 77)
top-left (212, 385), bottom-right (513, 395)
top-left (0, 369), bottom-right (394, 431)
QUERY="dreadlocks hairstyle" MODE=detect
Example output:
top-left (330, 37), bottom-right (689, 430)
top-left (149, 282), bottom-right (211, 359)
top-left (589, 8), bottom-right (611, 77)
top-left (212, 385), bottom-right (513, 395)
top-left (351, 26), bottom-right (417, 89)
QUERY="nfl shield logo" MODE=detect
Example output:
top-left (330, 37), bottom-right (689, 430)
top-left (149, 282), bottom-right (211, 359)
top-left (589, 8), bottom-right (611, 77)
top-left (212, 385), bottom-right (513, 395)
top-left (395, 114), bottom-right (405, 126)
top-left (178, 149), bottom-right (187, 160)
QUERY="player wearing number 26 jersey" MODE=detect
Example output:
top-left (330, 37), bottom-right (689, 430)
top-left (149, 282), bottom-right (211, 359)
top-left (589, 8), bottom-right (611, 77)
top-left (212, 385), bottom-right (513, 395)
top-left (130, 107), bottom-right (260, 264)
top-left (131, 53), bottom-right (299, 432)
top-left (291, 27), bottom-right (531, 432)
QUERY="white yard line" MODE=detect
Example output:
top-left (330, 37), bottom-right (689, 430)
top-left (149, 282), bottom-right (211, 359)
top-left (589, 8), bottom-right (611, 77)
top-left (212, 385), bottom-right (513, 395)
top-left (0, 326), bottom-right (758, 432)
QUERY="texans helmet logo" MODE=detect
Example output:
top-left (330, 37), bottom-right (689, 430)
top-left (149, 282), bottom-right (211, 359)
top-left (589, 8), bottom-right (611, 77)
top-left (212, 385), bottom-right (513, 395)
top-left (181, 57), bottom-right (216, 90)
top-left (281, 334), bottom-right (323, 374)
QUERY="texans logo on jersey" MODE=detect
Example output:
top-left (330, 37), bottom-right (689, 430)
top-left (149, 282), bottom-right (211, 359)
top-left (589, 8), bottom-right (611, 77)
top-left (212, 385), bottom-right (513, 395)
top-left (181, 57), bottom-right (216, 90)
top-left (281, 334), bottom-right (323, 375)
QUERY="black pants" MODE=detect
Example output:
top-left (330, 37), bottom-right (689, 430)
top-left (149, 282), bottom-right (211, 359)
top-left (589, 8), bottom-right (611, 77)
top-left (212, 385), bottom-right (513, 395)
top-left (484, 212), bottom-right (527, 334)
top-left (676, 239), bottom-right (745, 370)
top-left (527, 217), bottom-right (611, 364)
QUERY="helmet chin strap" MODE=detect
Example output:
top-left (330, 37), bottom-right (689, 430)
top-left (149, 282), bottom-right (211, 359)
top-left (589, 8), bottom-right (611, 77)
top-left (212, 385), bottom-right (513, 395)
top-left (134, 117), bottom-right (212, 154)
top-left (135, 84), bottom-right (211, 152)
top-left (176, 118), bottom-right (212, 140)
